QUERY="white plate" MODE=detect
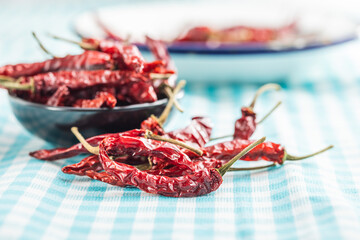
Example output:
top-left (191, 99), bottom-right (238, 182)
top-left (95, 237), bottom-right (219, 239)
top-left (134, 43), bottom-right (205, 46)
top-left (73, 1), bottom-right (358, 82)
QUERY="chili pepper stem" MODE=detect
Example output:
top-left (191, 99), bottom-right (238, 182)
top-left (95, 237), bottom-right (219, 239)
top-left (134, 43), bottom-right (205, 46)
top-left (256, 101), bottom-right (282, 124)
top-left (149, 73), bottom-right (174, 79)
top-left (145, 130), bottom-right (203, 156)
top-left (0, 75), bottom-right (16, 82)
top-left (229, 163), bottom-right (276, 171)
top-left (48, 33), bottom-right (96, 50)
top-left (0, 79), bottom-right (34, 93)
top-left (157, 80), bottom-right (186, 124)
top-left (163, 85), bottom-right (184, 112)
top-left (71, 127), bottom-right (99, 155)
top-left (249, 83), bottom-right (281, 109)
top-left (218, 137), bottom-right (266, 176)
top-left (32, 32), bottom-right (57, 58)
top-left (285, 145), bottom-right (334, 161)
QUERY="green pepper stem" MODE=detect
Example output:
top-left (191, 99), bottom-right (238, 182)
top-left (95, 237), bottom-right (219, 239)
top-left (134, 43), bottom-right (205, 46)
top-left (256, 101), bottom-right (282, 124)
top-left (145, 130), bottom-right (203, 156)
top-left (229, 163), bottom-right (276, 171)
top-left (218, 137), bottom-right (266, 176)
top-left (0, 75), bottom-right (16, 82)
top-left (157, 80), bottom-right (186, 125)
top-left (32, 32), bottom-right (57, 58)
top-left (0, 80), bottom-right (34, 93)
top-left (249, 83), bottom-right (281, 109)
top-left (285, 145), bottom-right (334, 161)
top-left (163, 85), bottom-right (184, 113)
top-left (48, 33), bottom-right (96, 50)
top-left (71, 127), bottom-right (99, 155)
top-left (149, 73), bottom-right (174, 80)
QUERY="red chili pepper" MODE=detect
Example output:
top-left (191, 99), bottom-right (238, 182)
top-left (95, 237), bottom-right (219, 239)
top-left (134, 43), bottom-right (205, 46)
top-left (29, 129), bottom-right (145, 160)
top-left (145, 36), bottom-right (173, 70)
top-left (96, 136), bottom-right (264, 197)
top-left (202, 139), bottom-right (333, 166)
top-left (233, 107), bottom-right (257, 139)
top-left (210, 84), bottom-right (281, 141)
top-left (140, 116), bottom-right (166, 136)
top-left (73, 91), bottom-right (117, 108)
top-left (4, 70), bottom-right (158, 104)
top-left (98, 139), bottom-right (221, 197)
top-left (93, 40), bottom-right (145, 72)
top-left (102, 132), bottom-right (196, 171)
top-left (0, 51), bottom-right (113, 78)
top-left (62, 155), bottom-right (103, 176)
top-left (174, 23), bottom-right (296, 43)
top-left (204, 139), bottom-right (285, 164)
top-left (175, 26), bottom-right (213, 42)
top-left (45, 85), bottom-right (69, 106)
top-left (165, 116), bottom-right (212, 148)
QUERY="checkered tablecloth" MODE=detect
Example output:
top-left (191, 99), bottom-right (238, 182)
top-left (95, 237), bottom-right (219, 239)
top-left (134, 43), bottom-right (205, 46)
top-left (0, 1), bottom-right (360, 239)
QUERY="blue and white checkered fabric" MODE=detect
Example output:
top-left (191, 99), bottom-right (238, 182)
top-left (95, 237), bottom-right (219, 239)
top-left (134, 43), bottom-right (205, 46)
top-left (0, 1), bottom-right (360, 239)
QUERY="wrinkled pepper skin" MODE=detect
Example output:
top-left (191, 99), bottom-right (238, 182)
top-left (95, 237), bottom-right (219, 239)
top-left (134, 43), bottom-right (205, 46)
top-left (233, 107), bottom-right (256, 140)
top-left (204, 139), bottom-right (285, 164)
top-left (99, 141), bottom-right (223, 197)
top-left (0, 51), bottom-right (113, 78)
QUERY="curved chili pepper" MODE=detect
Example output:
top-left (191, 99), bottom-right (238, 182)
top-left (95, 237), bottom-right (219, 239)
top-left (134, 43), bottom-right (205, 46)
top-left (29, 129), bottom-right (145, 160)
top-left (0, 51), bottom-right (113, 78)
top-left (98, 140), bottom-right (222, 197)
top-left (96, 136), bottom-right (265, 197)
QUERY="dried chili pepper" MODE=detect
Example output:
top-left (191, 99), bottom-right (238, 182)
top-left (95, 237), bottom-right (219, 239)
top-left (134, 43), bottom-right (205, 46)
top-left (211, 83), bottom-right (281, 141)
top-left (73, 91), bottom-right (117, 108)
top-left (165, 116), bottom-right (212, 148)
top-left (202, 138), bottom-right (333, 165)
top-left (1, 70), bottom-right (158, 104)
top-left (46, 85), bottom-right (69, 106)
top-left (29, 129), bottom-right (145, 160)
top-left (50, 35), bottom-right (145, 72)
top-left (0, 51), bottom-right (113, 79)
top-left (234, 83), bottom-right (281, 139)
top-left (96, 136), bottom-right (265, 197)
top-left (175, 22), bottom-right (296, 43)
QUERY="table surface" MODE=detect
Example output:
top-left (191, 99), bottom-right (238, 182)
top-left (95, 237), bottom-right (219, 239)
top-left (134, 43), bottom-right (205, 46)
top-left (0, 1), bottom-right (360, 239)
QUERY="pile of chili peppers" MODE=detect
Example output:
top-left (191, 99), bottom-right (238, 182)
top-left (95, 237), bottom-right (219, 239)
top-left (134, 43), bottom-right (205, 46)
top-left (0, 33), bottom-right (176, 108)
top-left (174, 22), bottom-right (297, 43)
top-left (30, 83), bottom-right (333, 198)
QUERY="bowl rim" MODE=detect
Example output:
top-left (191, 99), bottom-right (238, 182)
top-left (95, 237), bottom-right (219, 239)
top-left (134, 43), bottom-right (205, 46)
top-left (8, 90), bottom-right (184, 112)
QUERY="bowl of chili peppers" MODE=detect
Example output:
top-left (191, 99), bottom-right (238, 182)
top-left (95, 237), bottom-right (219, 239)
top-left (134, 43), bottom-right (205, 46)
top-left (29, 83), bottom-right (333, 198)
top-left (74, 1), bottom-right (358, 82)
top-left (0, 33), bottom-right (182, 146)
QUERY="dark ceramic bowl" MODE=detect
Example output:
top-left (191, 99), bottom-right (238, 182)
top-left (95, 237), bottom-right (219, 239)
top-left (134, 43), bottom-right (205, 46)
top-left (9, 92), bottom-right (183, 147)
